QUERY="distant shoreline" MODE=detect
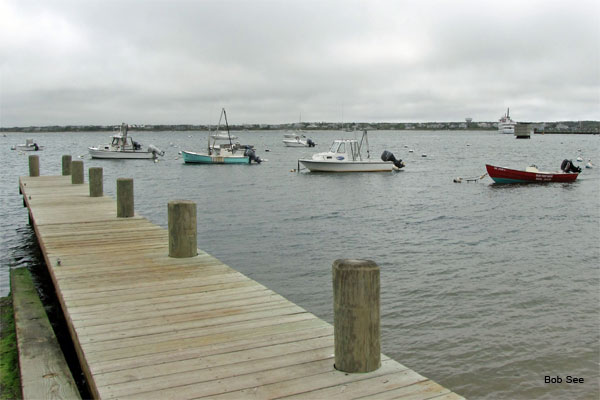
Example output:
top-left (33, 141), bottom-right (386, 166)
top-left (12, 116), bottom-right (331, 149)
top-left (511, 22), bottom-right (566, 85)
top-left (1, 120), bottom-right (598, 134)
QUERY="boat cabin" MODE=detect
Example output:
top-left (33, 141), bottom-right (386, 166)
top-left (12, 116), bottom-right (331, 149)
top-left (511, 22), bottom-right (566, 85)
top-left (325, 139), bottom-right (364, 161)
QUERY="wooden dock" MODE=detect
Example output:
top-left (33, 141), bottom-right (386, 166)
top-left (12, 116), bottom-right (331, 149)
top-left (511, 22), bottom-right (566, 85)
top-left (19, 173), bottom-right (464, 399)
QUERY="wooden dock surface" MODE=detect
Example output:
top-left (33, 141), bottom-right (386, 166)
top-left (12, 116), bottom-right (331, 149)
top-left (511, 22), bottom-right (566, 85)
top-left (19, 174), bottom-right (464, 399)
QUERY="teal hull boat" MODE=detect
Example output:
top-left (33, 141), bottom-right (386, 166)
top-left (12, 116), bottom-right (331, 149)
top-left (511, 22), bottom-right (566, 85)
top-left (181, 108), bottom-right (261, 165)
top-left (181, 150), bottom-right (250, 164)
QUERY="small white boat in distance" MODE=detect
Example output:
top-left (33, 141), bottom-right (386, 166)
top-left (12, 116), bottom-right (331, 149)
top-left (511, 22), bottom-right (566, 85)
top-left (298, 130), bottom-right (404, 172)
top-left (89, 123), bottom-right (164, 159)
top-left (11, 138), bottom-right (43, 151)
top-left (210, 132), bottom-right (238, 140)
top-left (283, 134), bottom-right (316, 147)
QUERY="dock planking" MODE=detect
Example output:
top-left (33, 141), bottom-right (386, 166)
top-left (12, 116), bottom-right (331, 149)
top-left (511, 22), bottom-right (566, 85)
top-left (19, 174), bottom-right (464, 399)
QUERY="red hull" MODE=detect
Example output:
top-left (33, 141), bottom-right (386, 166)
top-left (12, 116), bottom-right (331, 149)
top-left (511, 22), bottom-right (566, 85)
top-left (486, 164), bottom-right (579, 183)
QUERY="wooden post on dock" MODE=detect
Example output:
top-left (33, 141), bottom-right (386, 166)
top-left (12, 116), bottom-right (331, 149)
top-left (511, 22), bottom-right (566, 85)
top-left (168, 200), bottom-right (197, 258)
top-left (71, 161), bottom-right (84, 184)
top-left (89, 167), bottom-right (103, 197)
top-left (332, 259), bottom-right (381, 373)
top-left (62, 155), bottom-right (72, 175)
top-left (116, 178), bottom-right (134, 218)
top-left (28, 155), bottom-right (39, 177)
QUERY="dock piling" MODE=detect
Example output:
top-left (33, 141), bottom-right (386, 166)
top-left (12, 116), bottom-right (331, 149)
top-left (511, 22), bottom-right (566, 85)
top-left (89, 167), bottom-right (103, 197)
top-left (71, 161), bottom-right (84, 184)
top-left (168, 200), bottom-right (197, 258)
top-left (116, 178), bottom-right (134, 218)
top-left (333, 259), bottom-right (381, 373)
top-left (28, 155), bottom-right (39, 177)
top-left (62, 155), bottom-right (72, 175)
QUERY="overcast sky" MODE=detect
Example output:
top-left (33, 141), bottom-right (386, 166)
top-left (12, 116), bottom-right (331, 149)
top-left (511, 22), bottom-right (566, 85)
top-left (1, 0), bottom-right (598, 126)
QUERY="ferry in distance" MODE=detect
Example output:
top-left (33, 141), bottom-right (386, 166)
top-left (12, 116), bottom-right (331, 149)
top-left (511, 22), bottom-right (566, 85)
top-left (498, 108), bottom-right (516, 134)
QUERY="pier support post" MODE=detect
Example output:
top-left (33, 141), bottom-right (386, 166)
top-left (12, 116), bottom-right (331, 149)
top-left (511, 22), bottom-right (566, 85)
top-left (116, 178), bottom-right (134, 218)
top-left (89, 167), bottom-right (103, 197)
top-left (168, 200), bottom-right (197, 258)
top-left (62, 155), bottom-right (72, 175)
top-left (28, 155), bottom-right (39, 177)
top-left (71, 161), bottom-right (84, 184)
top-left (332, 259), bottom-right (381, 373)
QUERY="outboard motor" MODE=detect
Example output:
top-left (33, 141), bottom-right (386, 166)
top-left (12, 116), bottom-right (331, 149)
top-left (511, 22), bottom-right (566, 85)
top-left (307, 138), bottom-right (316, 147)
top-left (133, 141), bottom-right (142, 150)
top-left (244, 148), bottom-right (262, 164)
top-left (561, 159), bottom-right (582, 173)
top-left (381, 150), bottom-right (405, 169)
top-left (147, 144), bottom-right (165, 157)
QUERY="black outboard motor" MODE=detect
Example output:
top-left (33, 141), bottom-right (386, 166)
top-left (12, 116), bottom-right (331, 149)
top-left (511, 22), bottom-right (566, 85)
top-left (381, 150), bottom-right (405, 169)
top-left (561, 159), bottom-right (582, 173)
top-left (244, 148), bottom-right (262, 164)
top-left (307, 138), bottom-right (316, 147)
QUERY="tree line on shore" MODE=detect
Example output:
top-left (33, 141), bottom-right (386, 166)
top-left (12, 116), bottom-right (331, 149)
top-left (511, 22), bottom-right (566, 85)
top-left (1, 120), bottom-right (598, 133)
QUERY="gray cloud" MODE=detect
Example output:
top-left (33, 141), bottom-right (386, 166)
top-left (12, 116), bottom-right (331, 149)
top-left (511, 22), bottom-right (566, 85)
top-left (1, 0), bottom-right (598, 126)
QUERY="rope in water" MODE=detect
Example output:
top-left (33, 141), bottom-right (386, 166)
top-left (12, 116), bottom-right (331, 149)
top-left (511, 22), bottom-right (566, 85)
top-left (453, 173), bottom-right (488, 183)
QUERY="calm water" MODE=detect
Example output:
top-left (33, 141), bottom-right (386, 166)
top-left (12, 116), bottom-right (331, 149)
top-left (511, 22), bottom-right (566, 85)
top-left (1, 130), bottom-right (598, 399)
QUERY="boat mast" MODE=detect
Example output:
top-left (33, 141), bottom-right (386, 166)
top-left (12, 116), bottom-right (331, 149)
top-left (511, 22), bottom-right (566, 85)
top-left (223, 108), bottom-right (233, 149)
top-left (357, 130), bottom-right (370, 161)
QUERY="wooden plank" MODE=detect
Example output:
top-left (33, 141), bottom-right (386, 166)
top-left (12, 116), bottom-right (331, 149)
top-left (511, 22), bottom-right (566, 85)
top-left (83, 316), bottom-right (327, 364)
top-left (81, 309), bottom-right (314, 354)
top-left (356, 380), bottom-right (456, 400)
top-left (100, 346), bottom-right (338, 398)
top-left (94, 335), bottom-right (335, 387)
top-left (284, 371), bottom-right (432, 399)
top-left (71, 293), bottom-right (288, 329)
top-left (11, 267), bottom-right (81, 400)
top-left (76, 301), bottom-right (300, 343)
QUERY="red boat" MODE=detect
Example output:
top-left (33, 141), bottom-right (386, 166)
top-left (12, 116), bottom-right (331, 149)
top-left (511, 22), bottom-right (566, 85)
top-left (486, 160), bottom-right (581, 184)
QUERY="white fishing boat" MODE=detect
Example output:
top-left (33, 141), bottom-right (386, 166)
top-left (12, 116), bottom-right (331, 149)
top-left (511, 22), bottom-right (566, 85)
top-left (298, 130), bottom-right (404, 172)
top-left (11, 139), bottom-right (43, 151)
top-left (89, 123), bottom-right (164, 159)
top-left (498, 108), bottom-right (516, 134)
top-left (283, 112), bottom-right (316, 147)
top-left (181, 108), bottom-right (262, 165)
top-left (282, 134), bottom-right (316, 147)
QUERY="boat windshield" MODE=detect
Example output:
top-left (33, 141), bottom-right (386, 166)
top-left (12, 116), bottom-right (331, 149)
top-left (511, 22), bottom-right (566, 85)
top-left (329, 142), bottom-right (339, 152)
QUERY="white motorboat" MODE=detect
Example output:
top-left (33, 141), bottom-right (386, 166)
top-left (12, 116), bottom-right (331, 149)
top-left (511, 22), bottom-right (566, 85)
top-left (89, 123), bottom-right (164, 159)
top-left (498, 108), bottom-right (516, 134)
top-left (11, 139), bottom-right (43, 151)
top-left (283, 134), bottom-right (316, 147)
top-left (298, 130), bottom-right (404, 172)
top-left (210, 132), bottom-right (238, 140)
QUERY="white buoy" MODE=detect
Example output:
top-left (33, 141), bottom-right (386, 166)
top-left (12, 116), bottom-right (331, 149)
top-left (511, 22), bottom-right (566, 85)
top-left (577, 156), bottom-right (583, 162)
top-left (409, 149), bottom-right (414, 153)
